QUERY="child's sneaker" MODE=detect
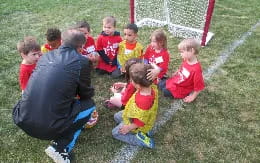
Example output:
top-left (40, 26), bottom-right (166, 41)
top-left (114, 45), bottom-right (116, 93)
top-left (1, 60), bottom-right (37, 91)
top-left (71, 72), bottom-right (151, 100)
top-left (45, 146), bottom-right (71, 163)
top-left (136, 131), bottom-right (155, 149)
top-left (85, 110), bottom-right (99, 128)
top-left (104, 100), bottom-right (118, 109)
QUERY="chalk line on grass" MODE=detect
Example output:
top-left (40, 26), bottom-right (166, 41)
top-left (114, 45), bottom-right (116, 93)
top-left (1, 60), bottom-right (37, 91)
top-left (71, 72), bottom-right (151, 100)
top-left (110, 20), bottom-right (260, 163)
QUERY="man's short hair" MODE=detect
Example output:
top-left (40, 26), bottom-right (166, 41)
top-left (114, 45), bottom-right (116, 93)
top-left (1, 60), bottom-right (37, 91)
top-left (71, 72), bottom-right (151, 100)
top-left (61, 29), bottom-right (86, 49)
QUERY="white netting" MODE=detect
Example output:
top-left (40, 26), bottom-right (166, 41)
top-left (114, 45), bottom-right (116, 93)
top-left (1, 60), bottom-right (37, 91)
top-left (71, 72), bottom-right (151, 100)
top-left (135, 0), bottom-right (214, 45)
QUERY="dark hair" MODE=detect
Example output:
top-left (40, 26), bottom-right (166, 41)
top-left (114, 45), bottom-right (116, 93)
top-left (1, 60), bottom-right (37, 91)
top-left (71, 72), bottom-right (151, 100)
top-left (17, 36), bottom-right (40, 55)
top-left (103, 16), bottom-right (117, 27)
top-left (151, 29), bottom-right (167, 49)
top-left (46, 28), bottom-right (61, 42)
top-left (125, 58), bottom-right (143, 83)
top-left (61, 29), bottom-right (86, 49)
top-left (129, 63), bottom-right (153, 87)
top-left (73, 20), bottom-right (90, 32)
top-left (125, 23), bottom-right (138, 33)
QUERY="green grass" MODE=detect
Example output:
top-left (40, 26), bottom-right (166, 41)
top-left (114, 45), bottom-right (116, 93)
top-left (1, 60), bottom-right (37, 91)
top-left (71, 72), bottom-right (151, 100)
top-left (0, 0), bottom-right (260, 162)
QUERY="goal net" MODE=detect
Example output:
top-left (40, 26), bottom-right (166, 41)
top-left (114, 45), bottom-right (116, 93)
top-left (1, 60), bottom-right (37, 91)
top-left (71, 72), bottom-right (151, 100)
top-left (130, 0), bottom-right (215, 46)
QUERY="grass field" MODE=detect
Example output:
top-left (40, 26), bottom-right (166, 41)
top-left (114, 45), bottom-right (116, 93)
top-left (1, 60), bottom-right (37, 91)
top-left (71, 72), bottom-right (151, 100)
top-left (0, 0), bottom-right (259, 162)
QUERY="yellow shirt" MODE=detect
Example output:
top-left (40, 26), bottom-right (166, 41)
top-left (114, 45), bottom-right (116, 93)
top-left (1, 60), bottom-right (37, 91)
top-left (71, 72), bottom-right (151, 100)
top-left (117, 40), bottom-right (143, 68)
top-left (122, 84), bottom-right (158, 134)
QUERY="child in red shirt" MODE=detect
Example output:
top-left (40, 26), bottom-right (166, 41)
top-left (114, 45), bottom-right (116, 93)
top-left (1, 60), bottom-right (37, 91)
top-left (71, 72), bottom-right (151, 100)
top-left (17, 36), bottom-right (42, 93)
top-left (144, 29), bottom-right (170, 83)
top-left (112, 63), bottom-right (158, 148)
top-left (73, 20), bottom-right (99, 66)
top-left (96, 16), bottom-right (122, 76)
top-left (104, 58), bottom-right (143, 109)
top-left (41, 28), bottom-right (61, 54)
top-left (158, 38), bottom-right (205, 103)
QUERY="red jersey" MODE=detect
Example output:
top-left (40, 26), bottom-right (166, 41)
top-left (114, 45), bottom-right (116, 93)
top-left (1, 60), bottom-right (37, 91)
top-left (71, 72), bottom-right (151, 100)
top-left (19, 63), bottom-right (36, 90)
top-left (166, 61), bottom-right (205, 98)
top-left (96, 32), bottom-right (122, 72)
top-left (143, 45), bottom-right (170, 79)
top-left (81, 36), bottom-right (96, 56)
top-left (121, 82), bottom-right (136, 106)
top-left (133, 89), bottom-right (155, 127)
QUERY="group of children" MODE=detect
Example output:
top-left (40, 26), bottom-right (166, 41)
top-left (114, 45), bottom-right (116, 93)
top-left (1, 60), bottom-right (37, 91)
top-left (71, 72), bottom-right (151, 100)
top-left (17, 16), bottom-right (205, 149)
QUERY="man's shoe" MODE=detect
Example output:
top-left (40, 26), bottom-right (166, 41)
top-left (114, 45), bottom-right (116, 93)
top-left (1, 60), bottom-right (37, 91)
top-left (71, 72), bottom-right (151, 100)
top-left (45, 146), bottom-right (71, 163)
top-left (136, 131), bottom-right (155, 149)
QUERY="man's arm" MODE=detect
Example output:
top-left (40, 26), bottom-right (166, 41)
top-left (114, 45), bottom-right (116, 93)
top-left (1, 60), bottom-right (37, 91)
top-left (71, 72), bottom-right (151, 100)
top-left (78, 58), bottom-right (94, 99)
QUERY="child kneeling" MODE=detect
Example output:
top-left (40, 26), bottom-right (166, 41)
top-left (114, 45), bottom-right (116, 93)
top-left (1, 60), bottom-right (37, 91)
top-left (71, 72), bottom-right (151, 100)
top-left (112, 63), bottom-right (158, 149)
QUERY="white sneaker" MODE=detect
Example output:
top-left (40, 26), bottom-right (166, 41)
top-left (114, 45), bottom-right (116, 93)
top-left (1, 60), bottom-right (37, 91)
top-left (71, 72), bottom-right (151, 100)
top-left (45, 146), bottom-right (70, 163)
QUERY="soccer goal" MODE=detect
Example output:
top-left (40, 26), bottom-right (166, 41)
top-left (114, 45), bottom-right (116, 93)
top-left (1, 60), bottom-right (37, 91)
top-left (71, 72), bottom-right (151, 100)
top-left (130, 0), bottom-right (215, 46)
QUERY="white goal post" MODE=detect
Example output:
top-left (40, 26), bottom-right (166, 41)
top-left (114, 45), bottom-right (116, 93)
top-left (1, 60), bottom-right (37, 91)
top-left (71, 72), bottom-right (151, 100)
top-left (130, 0), bottom-right (215, 46)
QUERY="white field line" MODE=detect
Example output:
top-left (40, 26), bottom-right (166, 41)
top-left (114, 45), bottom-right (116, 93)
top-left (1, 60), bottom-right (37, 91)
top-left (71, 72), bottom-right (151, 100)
top-left (110, 19), bottom-right (260, 163)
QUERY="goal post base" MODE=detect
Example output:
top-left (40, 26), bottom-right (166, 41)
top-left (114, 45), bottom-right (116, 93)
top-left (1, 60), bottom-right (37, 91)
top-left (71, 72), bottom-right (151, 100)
top-left (136, 18), bottom-right (214, 46)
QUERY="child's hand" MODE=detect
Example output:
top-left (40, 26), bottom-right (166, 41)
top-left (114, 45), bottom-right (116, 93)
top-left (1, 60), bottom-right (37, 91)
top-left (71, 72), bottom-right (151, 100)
top-left (110, 86), bottom-right (119, 93)
top-left (147, 63), bottom-right (161, 81)
top-left (183, 91), bottom-right (200, 103)
top-left (119, 125), bottom-right (131, 134)
top-left (183, 95), bottom-right (195, 103)
top-left (113, 82), bottom-right (126, 89)
top-left (120, 67), bottom-right (126, 73)
top-left (87, 54), bottom-right (96, 62)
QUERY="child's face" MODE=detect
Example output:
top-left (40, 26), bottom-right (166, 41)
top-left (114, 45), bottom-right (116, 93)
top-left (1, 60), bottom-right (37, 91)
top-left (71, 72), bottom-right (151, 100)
top-left (79, 28), bottom-right (90, 37)
top-left (22, 50), bottom-right (41, 64)
top-left (179, 48), bottom-right (195, 60)
top-left (47, 40), bottom-right (61, 50)
top-left (103, 22), bottom-right (115, 36)
top-left (123, 29), bottom-right (137, 44)
top-left (151, 36), bottom-right (162, 50)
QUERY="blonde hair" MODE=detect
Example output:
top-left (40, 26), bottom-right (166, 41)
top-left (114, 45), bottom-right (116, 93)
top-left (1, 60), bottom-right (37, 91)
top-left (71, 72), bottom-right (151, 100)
top-left (151, 29), bottom-right (167, 49)
top-left (103, 16), bottom-right (117, 27)
top-left (178, 38), bottom-right (200, 54)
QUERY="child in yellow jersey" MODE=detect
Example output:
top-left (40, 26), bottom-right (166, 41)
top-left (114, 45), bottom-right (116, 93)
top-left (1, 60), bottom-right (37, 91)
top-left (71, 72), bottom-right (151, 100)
top-left (112, 63), bottom-right (158, 148)
top-left (113, 23), bottom-right (143, 78)
top-left (41, 28), bottom-right (61, 54)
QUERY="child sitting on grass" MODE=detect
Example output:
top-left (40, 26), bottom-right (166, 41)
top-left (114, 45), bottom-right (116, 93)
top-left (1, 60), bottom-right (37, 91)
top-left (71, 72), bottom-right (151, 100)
top-left (96, 16), bottom-right (122, 76)
top-left (104, 58), bottom-right (142, 109)
top-left (115, 23), bottom-right (143, 78)
top-left (112, 63), bottom-right (158, 149)
top-left (144, 29), bottom-right (170, 84)
top-left (17, 36), bottom-right (42, 93)
top-left (41, 28), bottom-right (61, 54)
top-left (158, 38), bottom-right (205, 103)
top-left (73, 20), bottom-right (99, 66)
